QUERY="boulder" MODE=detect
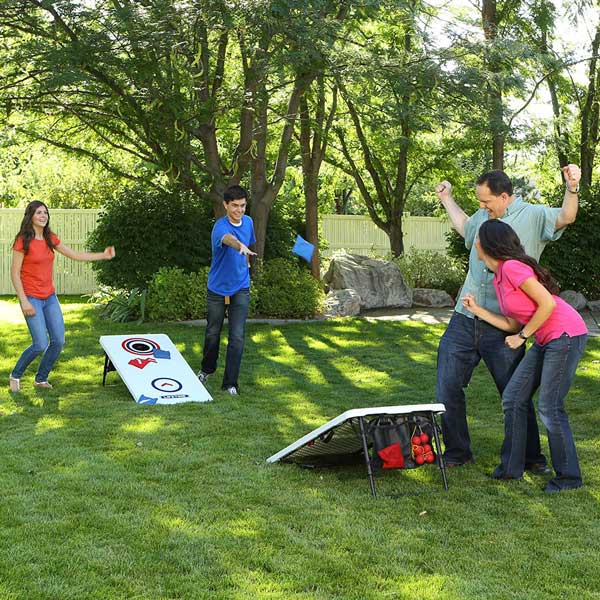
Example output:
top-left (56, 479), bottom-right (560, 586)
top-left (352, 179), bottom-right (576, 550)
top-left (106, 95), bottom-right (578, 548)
top-left (588, 299), bottom-right (600, 313)
top-left (412, 288), bottom-right (455, 308)
top-left (323, 288), bottom-right (362, 318)
top-left (323, 253), bottom-right (412, 309)
top-left (559, 290), bottom-right (587, 311)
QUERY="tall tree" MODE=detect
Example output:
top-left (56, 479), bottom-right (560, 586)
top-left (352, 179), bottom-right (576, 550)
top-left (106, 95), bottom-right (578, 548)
top-left (299, 78), bottom-right (337, 277)
top-left (0, 0), bottom-right (348, 258)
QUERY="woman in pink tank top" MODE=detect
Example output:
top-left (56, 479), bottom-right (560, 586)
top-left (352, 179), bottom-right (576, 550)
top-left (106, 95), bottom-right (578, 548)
top-left (462, 219), bottom-right (587, 493)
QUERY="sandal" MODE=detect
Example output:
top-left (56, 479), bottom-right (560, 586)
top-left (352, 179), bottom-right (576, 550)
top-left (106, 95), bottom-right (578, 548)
top-left (34, 381), bottom-right (53, 389)
top-left (9, 376), bottom-right (21, 392)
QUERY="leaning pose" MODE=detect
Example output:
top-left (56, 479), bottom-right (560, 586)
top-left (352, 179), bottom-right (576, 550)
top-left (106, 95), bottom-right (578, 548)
top-left (9, 201), bottom-right (115, 392)
top-left (462, 219), bottom-right (587, 493)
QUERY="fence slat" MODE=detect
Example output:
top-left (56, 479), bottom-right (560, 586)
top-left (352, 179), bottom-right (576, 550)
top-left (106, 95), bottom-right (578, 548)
top-left (0, 209), bottom-right (100, 295)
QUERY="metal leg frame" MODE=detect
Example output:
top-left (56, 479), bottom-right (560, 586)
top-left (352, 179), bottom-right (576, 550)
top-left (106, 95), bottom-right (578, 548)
top-left (102, 353), bottom-right (116, 386)
top-left (359, 412), bottom-right (449, 498)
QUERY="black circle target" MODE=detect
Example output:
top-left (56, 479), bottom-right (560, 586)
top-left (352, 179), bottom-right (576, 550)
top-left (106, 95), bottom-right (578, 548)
top-left (151, 378), bottom-right (183, 392)
top-left (121, 337), bottom-right (161, 355)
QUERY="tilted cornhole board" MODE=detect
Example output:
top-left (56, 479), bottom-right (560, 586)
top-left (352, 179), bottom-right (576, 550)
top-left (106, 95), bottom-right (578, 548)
top-left (100, 334), bottom-right (212, 404)
top-left (267, 404), bottom-right (447, 497)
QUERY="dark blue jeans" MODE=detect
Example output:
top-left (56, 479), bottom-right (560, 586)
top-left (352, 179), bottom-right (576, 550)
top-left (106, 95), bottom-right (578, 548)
top-left (437, 311), bottom-right (545, 465)
top-left (201, 288), bottom-right (250, 390)
top-left (497, 333), bottom-right (587, 488)
top-left (11, 293), bottom-right (65, 382)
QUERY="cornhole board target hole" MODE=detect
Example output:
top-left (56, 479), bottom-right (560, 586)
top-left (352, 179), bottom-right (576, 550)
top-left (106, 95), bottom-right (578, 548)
top-left (267, 404), bottom-right (447, 497)
top-left (100, 334), bottom-right (212, 405)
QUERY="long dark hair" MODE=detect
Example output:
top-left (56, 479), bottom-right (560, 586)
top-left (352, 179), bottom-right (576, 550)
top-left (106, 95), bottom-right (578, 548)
top-left (13, 201), bottom-right (56, 255)
top-left (478, 219), bottom-right (559, 294)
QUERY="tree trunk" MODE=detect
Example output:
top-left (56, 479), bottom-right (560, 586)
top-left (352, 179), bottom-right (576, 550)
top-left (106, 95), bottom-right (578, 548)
top-left (389, 218), bottom-right (404, 257)
top-left (482, 0), bottom-right (504, 170)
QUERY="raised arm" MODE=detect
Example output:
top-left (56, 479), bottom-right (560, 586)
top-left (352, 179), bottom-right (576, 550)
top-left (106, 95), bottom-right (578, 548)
top-left (435, 181), bottom-right (468, 238)
top-left (555, 164), bottom-right (581, 230)
top-left (55, 243), bottom-right (115, 262)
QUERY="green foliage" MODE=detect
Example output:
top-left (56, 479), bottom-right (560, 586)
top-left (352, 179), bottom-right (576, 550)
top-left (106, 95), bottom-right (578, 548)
top-left (540, 186), bottom-right (600, 299)
top-left (90, 287), bottom-right (147, 323)
top-left (0, 141), bottom-right (125, 208)
top-left (87, 185), bottom-right (213, 289)
top-left (445, 229), bottom-right (470, 272)
top-left (396, 247), bottom-right (466, 299)
top-left (253, 258), bottom-right (324, 318)
top-left (146, 267), bottom-right (209, 322)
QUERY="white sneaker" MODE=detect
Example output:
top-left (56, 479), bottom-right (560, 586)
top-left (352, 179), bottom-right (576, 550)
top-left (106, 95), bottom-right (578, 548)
top-left (225, 386), bottom-right (238, 396)
top-left (197, 371), bottom-right (210, 384)
top-left (9, 376), bottom-right (20, 393)
top-left (34, 381), bottom-right (53, 389)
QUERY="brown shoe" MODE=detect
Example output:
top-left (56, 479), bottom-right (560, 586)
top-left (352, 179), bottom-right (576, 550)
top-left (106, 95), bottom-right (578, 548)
top-left (34, 381), bottom-right (53, 389)
top-left (9, 376), bottom-right (21, 393)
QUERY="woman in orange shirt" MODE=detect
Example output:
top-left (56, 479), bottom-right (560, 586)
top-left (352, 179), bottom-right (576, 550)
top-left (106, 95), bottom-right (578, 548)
top-left (9, 201), bottom-right (115, 392)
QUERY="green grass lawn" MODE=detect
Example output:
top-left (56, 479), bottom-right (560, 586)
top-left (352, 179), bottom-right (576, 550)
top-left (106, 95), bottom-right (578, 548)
top-left (1, 299), bottom-right (599, 600)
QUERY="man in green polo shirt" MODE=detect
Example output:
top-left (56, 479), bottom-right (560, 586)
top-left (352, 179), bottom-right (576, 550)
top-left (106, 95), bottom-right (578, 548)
top-left (435, 166), bottom-right (581, 468)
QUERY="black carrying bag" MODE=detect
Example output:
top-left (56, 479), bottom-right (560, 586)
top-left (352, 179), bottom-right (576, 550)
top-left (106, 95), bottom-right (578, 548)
top-left (368, 414), bottom-right (437, 472)
top-left (368, 416), bottom-right (415, 471)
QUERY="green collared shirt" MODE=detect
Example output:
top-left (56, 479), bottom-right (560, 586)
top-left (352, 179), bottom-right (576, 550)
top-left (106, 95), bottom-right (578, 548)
top-left (455, 197), bottom-right (564, 317)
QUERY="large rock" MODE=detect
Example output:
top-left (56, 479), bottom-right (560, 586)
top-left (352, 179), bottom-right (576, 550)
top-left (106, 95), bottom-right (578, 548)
top-left (412, 288), bottom-right (455, 308)
top-left (559, 290), bottom-right (587, 311)
top-left (323, 253), bottom-right (412, 309)
top-left (323, 288), bottom-right (362, 317)
top-left (588, 300), bottom-right (600, 313)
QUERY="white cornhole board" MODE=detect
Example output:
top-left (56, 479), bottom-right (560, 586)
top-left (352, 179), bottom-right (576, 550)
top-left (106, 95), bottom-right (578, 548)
top-left (100, 334), bottom-right (212, 405)
top-left (267, 404), bottom-right (445, 465)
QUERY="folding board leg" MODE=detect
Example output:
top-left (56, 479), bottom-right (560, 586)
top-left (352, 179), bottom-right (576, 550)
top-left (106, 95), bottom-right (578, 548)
top-left (358, 416), bottom-right (377, 498)
top-left (102, 353), bottom-right (115, 386)
top-left (430, 412), bottom-right (448, 491)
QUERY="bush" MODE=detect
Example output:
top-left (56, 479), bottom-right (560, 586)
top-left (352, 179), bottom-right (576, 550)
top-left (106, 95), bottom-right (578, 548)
top-left (87, 185), bottom-right (213, 289)
top-left (146, 267), bottom-right (209, 321)
top-left (445, 229), bottom-right (470, 271)
top-left (87, 286), bottom-right (147, 323)
top-left (540, 186), bottom-right (600, 299)
top-left (396, 248), bottom-right (466, 299)
top-left (253, 258), bottom-right (324, 318)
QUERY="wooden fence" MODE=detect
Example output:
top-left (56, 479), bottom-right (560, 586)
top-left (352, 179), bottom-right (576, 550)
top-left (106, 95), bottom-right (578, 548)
top-left (0, 209), bottom-right (100, 295)
top-left (320, 214), bottom-right (452, 257)
top-left (0, 210), bottom-right (451, 294)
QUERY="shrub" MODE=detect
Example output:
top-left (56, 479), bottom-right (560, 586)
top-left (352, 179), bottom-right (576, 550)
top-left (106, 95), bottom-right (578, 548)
top-left (396, 248), bottom-right (466, 299)
top-left (87, 185), bottom-right (213, 289)
top-left (540, 186), bottom-right (600, 299)
top-left (253, 258), bottom-right (324, 318)
top-left (146, 267), bottom-right (209, 321)
top-left (445, 229), bottom-right (470, 271)
top-left (87, 286), bottom-right (147, 323)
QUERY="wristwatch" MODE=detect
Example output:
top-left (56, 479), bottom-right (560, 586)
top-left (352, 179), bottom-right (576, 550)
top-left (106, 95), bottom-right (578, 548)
top-left (518, 330), bottom-right (529, 340)
top-left (566, 184), bottom-right (580, 194)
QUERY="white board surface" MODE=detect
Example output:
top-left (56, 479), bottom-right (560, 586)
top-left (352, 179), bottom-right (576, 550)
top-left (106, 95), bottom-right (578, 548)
top-left (267, 404), bottom-right (445, 464)
top-left (100, 334), bottom-right (212, 404)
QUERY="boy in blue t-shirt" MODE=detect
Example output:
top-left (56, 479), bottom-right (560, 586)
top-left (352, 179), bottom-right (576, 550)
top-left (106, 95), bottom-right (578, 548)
top-left (197, 185), bottom-right (256, 395)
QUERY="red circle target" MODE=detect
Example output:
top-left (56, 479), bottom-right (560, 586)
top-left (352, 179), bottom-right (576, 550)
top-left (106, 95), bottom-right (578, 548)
top-left (121, 337), bottom-right (161, 355)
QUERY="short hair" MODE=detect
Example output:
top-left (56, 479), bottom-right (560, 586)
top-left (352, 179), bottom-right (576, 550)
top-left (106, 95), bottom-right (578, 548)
top-left (224, 185), bottom-right (248, 203)
top-left (476, 170), bottom-right (513, 196)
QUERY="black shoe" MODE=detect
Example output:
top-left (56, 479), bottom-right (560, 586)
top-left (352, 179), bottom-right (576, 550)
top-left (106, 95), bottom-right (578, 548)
top-left (444, 457), bottom-right (475, 468)
top-left (544, 481), bottom-right (582, 494)
top-left (525, 462), bottom-right (552, 475)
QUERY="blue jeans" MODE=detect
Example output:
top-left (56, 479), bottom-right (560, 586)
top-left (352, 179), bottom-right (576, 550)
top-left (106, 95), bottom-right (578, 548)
top-left (437, 312), bottom-right (545, 465)
top-left (201, 288), bottom-right (250, 390)
top-left (11, 293), bottom-right (65, 383)
top-left (497, 333), bottom-right (587, 488)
